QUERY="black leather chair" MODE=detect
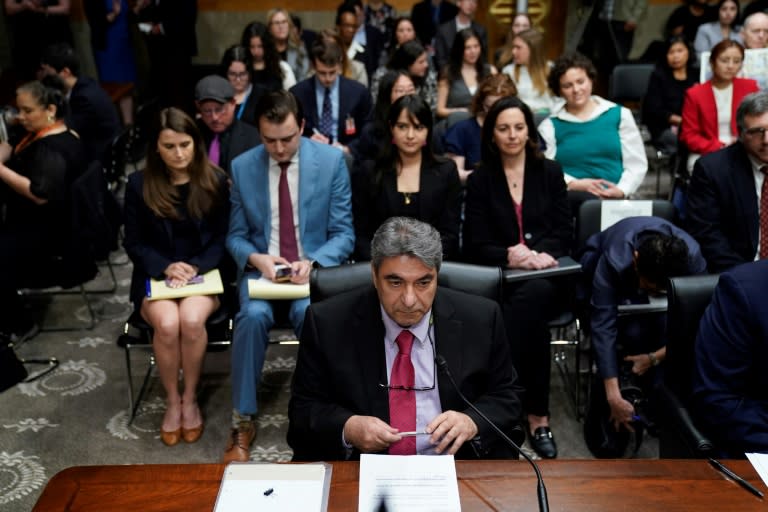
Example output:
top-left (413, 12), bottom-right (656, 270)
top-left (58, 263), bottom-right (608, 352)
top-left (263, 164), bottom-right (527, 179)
top-left (576, 199), bottom-right (677, 250)
top-left (657, 274), bottom-right (719, 458)
top-left (310, 261), bottom-right (502, 303)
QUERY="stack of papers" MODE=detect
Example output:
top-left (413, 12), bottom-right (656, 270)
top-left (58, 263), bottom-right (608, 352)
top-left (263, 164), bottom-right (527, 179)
top-left (358, 454), bottom-right (461, 512)
top-left (214, 462), bottom-right (332, 512)
top-left (248, 277), bottom-right (309, 299)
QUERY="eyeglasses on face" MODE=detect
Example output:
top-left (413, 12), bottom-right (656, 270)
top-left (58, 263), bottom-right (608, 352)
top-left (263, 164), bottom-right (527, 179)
top-left (199, 104), bottom-right (229, 117)
top-left (744, 126), bottom-right (768, 137)
top-left (227, 71), bottom-right (249, 80)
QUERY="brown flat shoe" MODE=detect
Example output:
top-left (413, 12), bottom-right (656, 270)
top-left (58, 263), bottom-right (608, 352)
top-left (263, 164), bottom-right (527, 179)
top-left (222, 421), bottom-right (256, 463)
top-left (182, 423), bottom-right (204, 443)
top-left (160, 428), bottom-right (182, 447)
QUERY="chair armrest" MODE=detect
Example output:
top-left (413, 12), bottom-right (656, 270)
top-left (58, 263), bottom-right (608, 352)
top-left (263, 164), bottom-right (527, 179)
top-left (657, 384), bottom-right (714, 455)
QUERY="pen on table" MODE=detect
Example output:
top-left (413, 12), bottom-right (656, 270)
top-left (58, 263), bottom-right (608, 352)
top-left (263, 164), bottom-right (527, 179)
top-left (709, 458), bottom-right (764, 498)
top-left (263, 488), bottom-right (274, 496)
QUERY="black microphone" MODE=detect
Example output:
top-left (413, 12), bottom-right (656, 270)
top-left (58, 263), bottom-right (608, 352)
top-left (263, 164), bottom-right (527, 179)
top-left (435, 355), bottom-right (549, 512)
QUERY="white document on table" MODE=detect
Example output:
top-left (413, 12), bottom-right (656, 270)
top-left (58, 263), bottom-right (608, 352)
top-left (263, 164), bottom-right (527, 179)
top-left (746, 453), bottom-right (768, 488)
top-left (358, 454), bottom-right (461, 512)
top-left (213, 462), bottom-right (332, 512)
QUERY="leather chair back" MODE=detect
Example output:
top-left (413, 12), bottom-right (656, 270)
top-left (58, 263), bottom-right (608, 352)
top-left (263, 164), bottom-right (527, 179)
top-left (665, 274), bottom-right (720, 400)
top-left (576, 199), bottom-right (677, 249)
top-left (310, 261), bottom-right (503, 303)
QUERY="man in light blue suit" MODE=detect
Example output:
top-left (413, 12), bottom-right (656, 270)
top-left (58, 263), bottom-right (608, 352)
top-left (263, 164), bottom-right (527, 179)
top-left (223, 90), bottom-right (354, 462)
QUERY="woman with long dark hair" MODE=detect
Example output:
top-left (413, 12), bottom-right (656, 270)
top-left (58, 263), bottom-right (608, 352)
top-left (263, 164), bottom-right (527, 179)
top-left (437, 27), bottom-right (496, 119)
top-left (240, 21), bottom-right (296, 91)
top-left (371, 39), bottom-right (438, 112)
top-left (220, 45), bottom-right (259, 126)
top-left (123, 108), bottom-right (230, 447)
top-left (694, 0), bottom-right (741, 53)
top-left (352, 94), bottom-right (461, 261)
top-left (463, 96), bottom-right (571, 459)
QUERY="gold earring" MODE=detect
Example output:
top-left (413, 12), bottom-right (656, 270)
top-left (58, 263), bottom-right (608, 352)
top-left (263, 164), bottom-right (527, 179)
top-left (47, 114), bottom-right (54, 123)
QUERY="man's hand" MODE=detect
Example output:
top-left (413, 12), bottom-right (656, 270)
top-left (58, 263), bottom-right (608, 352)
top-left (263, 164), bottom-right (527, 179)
top-left (624, 354), bottom-right (651, 376)
top-left (343, 415), bottom-right (401, 452)
top-left (426, 411), bottom-right (478, 455)
top-left (607, 395), bottom-right (636, 432)
top-left (289, 260), bottom-right (312, 284)
top-left (247, 253), bottom-right (291, 280)
top-left (310, 132), bottom-right (330, 144)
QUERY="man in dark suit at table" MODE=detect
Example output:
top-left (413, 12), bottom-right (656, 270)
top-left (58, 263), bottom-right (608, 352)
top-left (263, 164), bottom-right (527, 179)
top-left (433, 0), bottom-right (488, 71)
top-left (40, 43), bottom-right (120, 164)
top-left (194, 76), bottom-right (260, 176)
top-left (693, 259), bottom-right (768, 457)
top-left (288, 217), bottom-right (522, 461)
top-left (224, 90), bottom-right (354, 463)
top-left (687, 91), bottom-right (768, 273)
top-left (290, 37), bottom-right (372, 158)
top-left (579, 217), bottom-right (706, 435)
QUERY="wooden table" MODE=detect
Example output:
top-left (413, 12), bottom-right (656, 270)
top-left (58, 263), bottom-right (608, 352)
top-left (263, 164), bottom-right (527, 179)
top-left (32, 459), bottom-right (766, 511)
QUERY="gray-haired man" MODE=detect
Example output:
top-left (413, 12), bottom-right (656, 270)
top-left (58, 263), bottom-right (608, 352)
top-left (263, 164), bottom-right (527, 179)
top-left (687, 90), bottom-right (768, 272)
top-left (287, 217), bottom-right (522, 461)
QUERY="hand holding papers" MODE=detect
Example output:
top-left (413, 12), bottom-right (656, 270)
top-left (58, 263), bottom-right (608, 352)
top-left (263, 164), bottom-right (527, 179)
top-left (146, 269), bottom-right (224, 300)
top-left (358, 454), bottom-right (461, 512)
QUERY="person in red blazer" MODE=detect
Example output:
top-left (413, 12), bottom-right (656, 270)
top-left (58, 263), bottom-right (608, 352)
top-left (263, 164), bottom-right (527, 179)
top-left (680, 40), bottom-right (758, 169)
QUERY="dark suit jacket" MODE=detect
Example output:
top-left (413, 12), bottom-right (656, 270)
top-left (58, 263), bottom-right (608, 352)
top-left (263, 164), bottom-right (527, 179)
top-left (433, 19), bottom-right (488, 73)
top-left (463, 158), bottom-right (572, 265)
top-left (287, 286), bottom-right (522, 461)
top-left (579, 217), bottom-right (706, 380)
top-left (198, 119), bottom-right (260, 176)
top-left (123, 171), bottom-right (230, 307)
top-left (686, 142), bottom-right (758, 273)
top-left (67, 76), bottom-right (120, 164)
top-left (352, 158), bottom-right (462, 261)
top-left (680, 78), bottom-right (759, 155)
top-left (353, 25), bottom-right (387, 81)
top-left (411, 0), bottom-right (458, 47)
top-left (693, 260), bottom-right (768, 456)
top-left (290, 76), bottom-right (373, 148)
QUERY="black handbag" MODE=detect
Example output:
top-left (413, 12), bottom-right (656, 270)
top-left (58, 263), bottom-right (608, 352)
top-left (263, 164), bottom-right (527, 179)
top-left (0, 339), bottom-right (59, 393)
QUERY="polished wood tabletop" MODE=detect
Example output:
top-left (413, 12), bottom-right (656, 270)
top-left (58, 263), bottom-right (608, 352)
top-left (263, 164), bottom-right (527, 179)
top-left (32, 459), bottom-right (767, 511)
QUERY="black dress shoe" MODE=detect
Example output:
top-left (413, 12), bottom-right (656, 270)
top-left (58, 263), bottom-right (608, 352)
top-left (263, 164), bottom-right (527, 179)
top-left (530, 426), bottom-right (558, 459)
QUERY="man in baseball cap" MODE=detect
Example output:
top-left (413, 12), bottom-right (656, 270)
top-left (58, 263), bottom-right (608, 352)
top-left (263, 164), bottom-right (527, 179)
top-left (194, 75), bottom-right (259, 174)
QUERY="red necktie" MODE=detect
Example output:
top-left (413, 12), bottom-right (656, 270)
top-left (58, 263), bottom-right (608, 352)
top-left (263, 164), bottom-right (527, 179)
top-left (278, 161), bottom-right (299, 263)
top-left (388, 330), bottom-right (416, 455)
top-left (761, 167), bottom-right (768, 259)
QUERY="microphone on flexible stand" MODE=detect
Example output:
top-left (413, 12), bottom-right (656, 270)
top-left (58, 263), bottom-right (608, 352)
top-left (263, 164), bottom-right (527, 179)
top-left (435, 355), bottom-right (549, 512)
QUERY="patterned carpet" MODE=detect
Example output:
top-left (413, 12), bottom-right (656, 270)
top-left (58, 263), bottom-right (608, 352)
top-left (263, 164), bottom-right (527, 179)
top-left (0, 162), bottom-right (670, 511)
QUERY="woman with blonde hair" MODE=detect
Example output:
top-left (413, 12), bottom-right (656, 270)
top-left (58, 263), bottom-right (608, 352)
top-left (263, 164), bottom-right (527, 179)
top-left (124, 107), bottom-right (230, 446)
top-left (266, 8), bottom-right (309, 81)
top-left (496, 13), bottom-right (533, 69)
top-left (501, 29), bottom-right (554, 115)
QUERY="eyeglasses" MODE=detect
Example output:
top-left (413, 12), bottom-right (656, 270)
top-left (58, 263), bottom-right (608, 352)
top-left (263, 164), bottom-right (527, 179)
top-left (227, 71), bottom-right (249, 80)
top-left (199, 104), bottom-right (229, 118)
top-left (744, 126), bottom-right (768, 137)
top-left (379, 327), bottom-right (436, 392)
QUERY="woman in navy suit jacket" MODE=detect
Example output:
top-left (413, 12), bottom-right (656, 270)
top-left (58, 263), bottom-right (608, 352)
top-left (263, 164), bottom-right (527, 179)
top-left (123, 108), bottom-right (229, 447)
top-left (680, 39), bottom-right (758, 170)
top-left (352, 94), bottom-right (461, 260)
top-left (463, 96), bottom-right (571, 459)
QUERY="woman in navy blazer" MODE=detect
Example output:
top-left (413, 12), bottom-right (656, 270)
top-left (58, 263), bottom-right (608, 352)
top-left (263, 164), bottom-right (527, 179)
top-left (680, 39), bottom-right (758, 169)
top-left (123, 108), bottom-right (229, 447)
top-left (352, 94), bottom-right (462, 260)
top-left (463, 96), bottom-right (571, 459)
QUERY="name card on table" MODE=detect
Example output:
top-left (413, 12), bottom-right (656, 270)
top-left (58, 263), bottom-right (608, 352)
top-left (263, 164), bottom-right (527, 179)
top-left (600, 200), bottom-right (653, 231)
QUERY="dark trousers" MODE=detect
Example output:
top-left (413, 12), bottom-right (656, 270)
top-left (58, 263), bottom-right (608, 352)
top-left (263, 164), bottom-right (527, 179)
top-left (503, 278), bottom-right (560, 417)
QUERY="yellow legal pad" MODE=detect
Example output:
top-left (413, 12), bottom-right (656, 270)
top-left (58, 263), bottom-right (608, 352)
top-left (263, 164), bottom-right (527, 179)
top-left (146, 269), bottom-right (224, 300)
top-left (248, 277), bottom-right (310, 299)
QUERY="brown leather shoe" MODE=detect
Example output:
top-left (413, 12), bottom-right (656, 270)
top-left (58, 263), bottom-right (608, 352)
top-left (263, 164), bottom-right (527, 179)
top-left (160, 428), bottom-right (182, 447)
top-left (222, 421), bottom-right (256, 462)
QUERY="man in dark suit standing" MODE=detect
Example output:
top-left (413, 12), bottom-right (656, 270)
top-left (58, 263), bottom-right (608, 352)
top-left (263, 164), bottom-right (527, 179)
top-left (194, 76), bottom-right (259, 176)
top-left (693, 259), bottom-right (768, 457)
top-left (290, 37), bottom-right (372, 158)
top-left (288, 217), bottom-right (522, 461)
top-left (433, 0), bottom-right (488, 71)
top-left (40, 43), bottom-right (120, 165)
top-left (687, 91), bottom-right (768, 273)
top-left (411, 0), bottom-right (458, 50)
